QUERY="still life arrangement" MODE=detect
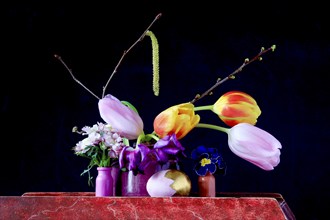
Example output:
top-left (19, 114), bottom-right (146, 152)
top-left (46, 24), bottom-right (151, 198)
top-left (55, 13), bottom-right (282, 197)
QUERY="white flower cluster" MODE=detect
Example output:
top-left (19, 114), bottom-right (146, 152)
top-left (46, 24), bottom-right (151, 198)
top-left (73, 122), bottom-right (124, 158)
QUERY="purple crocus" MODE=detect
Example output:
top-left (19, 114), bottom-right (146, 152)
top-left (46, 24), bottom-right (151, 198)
top-left (119, 144), bottom-right (155, 175)
top-left (98, 94), bottom-right (144, 140)
top-left (119, 146), bottom-right (142, 175)
top-left (118, 134), bottom-right (186, 175)
top-left (227, 123), bottom-right (282, 170)
top-left (136, 144), bottom-right (157, 173)
top-left (153, 134), bottom-right (187, 164)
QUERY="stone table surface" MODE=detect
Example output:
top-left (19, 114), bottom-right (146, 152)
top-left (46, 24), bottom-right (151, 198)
top-left (0, 192), bottom-right (296, 220)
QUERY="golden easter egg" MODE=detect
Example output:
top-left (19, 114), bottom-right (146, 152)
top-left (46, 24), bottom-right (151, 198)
top-left (146, 169), bottom-right (191, 197)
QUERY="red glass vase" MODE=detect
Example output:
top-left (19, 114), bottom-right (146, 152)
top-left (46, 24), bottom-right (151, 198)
top-left (198, 171), bottom-right (216, 197)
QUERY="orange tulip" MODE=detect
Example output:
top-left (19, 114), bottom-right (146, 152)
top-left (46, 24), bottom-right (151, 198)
top-left (154, 103), bottom-right (200, 139)
top-left (213, 91), bottom-right (261, 127)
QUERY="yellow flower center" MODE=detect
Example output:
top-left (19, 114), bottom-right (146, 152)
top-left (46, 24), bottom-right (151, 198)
top-left (200, 158), bottom-right (211, 167)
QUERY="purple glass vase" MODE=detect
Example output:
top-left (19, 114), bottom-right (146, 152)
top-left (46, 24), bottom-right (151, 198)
top-left (95, 167), bottom-right (120, 197)
top-left (121, 161), bottom-right (162, 196)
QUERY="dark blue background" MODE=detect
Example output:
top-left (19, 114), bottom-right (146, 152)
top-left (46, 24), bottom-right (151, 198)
top-left (1, 1), bottom-right (329, 219)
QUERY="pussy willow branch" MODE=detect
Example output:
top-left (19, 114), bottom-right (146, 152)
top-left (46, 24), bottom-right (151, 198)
top-left (190, 45), bottom-right (276, 104)
top-left (102, 13), bottom-right (162, 98)
top-left (54, 13), bottom-right (162, 100)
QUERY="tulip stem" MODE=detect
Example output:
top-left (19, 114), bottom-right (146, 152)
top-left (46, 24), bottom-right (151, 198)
top-left (196, 123), bottom-right (230, 133)
top-left (123, 138), bottom-right (130, 146)
top-left (136, 133), bottom-right (144, 145)
top-left (190, 45), bottom-right (276, 104)
top-left (194, 105), bottom-right (213, 111)
top-left (147, 133), bottom-right (160, 142)
top-left (136, 133), bottom-right (160, 145)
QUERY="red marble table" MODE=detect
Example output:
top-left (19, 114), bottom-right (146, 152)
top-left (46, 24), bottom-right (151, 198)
top-left (0, 192), bottom-right (295, 220)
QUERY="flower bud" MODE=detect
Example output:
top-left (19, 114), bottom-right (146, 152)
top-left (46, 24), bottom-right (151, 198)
top-left (213, 91), bottom-right (261, 127)
top-left (98, 94), bottom-right (144, 140)
top-left (227, 123), bottom-right (282, 170)
top-left (153, 103), bottom-right (200, 139)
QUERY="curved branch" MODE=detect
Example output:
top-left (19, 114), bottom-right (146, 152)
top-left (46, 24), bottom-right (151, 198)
top-left (190, 45), bottom-right (276, 104)
top-left (102, 13), bottom-right (162, 98)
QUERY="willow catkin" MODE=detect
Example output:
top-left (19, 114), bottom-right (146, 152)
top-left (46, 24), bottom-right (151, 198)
top-left (146, 30), bottom-right (159, 96)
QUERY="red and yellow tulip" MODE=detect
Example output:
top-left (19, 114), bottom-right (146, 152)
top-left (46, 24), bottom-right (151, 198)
top-left (213, 91), bottom-right (261, 127)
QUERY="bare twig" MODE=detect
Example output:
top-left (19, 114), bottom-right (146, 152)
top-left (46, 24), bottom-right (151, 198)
top-left (54, 13), bottom-right (162, 100)
top-left (54, 54), bottom-right (101, 100)
top-left (101, 13), bottom-right (162, 98)
top-left (190, 45), bottom-right (276, 104)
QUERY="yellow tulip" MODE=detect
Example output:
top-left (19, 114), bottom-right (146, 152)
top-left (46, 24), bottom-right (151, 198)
top-left (154, 103), bottom-right (200, 139)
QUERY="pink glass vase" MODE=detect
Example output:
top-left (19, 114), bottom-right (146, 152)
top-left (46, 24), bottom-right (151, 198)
top-left (198, 171), bottom-right (216, 197)
top-left (95, 167), bottom-right (120, 197)
top-left (121, 161), bottom-right (162, 196)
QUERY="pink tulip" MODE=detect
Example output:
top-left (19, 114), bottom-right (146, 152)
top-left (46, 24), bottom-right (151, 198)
top-left (98, 94), bottom-right (144, 140)
top-left (227, 123), bottom-right (281, 170)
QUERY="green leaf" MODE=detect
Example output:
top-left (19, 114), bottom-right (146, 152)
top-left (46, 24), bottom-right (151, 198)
top-left (121, 101), bottom-right (139, 113)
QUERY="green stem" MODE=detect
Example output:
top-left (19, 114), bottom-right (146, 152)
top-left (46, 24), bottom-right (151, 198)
top-left (145, 133), bottom-right (160, 142)
top-left (194, 105), bottom-right (214, 111)
top-left (136, 134), bottom-right (143, 145)
top-left (123, 138), bottom-right (129, 146)
top-left (136, 131), bottom-right (146, 145)
top-left (101, 149), bottom-right (106, 167)
top-left (136, 132), bottom-right (160, 145)
top-left (195, 123), bottom-right (230, 134)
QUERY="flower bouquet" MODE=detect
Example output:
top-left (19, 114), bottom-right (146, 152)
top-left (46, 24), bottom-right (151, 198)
top-left (55, 13), bottom-right (282, 197)
top-left (72, 122), bottom-right (124, 186)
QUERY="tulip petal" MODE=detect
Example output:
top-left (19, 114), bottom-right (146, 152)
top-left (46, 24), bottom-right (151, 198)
top-left (153, 107), bottom-right (177, 137)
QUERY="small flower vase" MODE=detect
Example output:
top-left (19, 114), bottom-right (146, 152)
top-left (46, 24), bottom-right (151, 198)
top-left (198, 171), bottom-right (216, 197)
top-left (120, 161), bottom-right (162, 196)
top-left (95, 167), bottom-right (120, 197)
